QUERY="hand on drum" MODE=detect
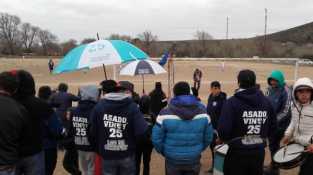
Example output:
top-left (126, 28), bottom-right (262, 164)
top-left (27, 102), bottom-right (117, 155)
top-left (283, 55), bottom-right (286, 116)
top-left (281, 136), bottom-right (291, 145)
top-left (306, 144), bottom-right (313, 153)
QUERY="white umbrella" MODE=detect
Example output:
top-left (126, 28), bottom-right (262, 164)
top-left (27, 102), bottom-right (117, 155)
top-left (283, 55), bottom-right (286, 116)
top-left (120, 60), bottom-right (166, 93)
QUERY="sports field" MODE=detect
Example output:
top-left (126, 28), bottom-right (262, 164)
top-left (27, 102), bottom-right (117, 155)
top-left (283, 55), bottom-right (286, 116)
top-left (1, 58), bottom-right (312, 175)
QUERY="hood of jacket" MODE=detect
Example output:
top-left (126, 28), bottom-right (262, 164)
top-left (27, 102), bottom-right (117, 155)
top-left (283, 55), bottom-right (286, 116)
top-left (168, 95), bottom-right (205, 120)
top-left (234, 88), bottom-right (264, 107)
top-left (14, 70), bottom-right (36, 99)
top-left (293, 77), bottom-right (313, 102)
top-left (267, 70), bottom-right (285, 88)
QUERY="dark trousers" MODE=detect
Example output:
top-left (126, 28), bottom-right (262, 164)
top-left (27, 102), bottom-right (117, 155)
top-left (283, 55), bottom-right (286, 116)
top-left (165, 161), bottom-right (200, 175)
top-left (135, 143), bottom-right (153, 175)
top-left (224, 149), bottom-right (265, 175)
top-left (193, 81), bottom-right (201, 91)
top-left (209, 133), bottom-right (217, 168)
top-left (63, 149), bottom-right (81, 175)
top-left (102, 155), bottom-right (136, 175)
top-left (269, 131), bottom-right (284, 159)
top-left (45, 148), bottom-right (57, 175)
top-left (299, 154), bottom-right (313, 175)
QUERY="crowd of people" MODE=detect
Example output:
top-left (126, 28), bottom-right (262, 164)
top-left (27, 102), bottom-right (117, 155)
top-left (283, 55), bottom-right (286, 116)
top-left (0, 68), bottom-right (313, 175)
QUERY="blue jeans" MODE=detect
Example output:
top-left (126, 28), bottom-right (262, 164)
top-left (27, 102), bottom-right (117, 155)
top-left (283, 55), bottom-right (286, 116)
top-left (102, 156), bottom-right (135, 175)
top-left (165, 161), bottom-right (200, 175)
top-left (15, 151), bottom-right (45, 175)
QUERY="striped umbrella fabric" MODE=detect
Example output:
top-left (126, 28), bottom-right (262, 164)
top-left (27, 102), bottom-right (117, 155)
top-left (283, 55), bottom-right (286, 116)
top-left (119, 60), bottom-right (166, 76)
top-left (54, 40), bottom-right (149, 74)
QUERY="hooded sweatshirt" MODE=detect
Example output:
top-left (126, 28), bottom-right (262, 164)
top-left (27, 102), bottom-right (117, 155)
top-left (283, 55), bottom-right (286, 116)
top-left (266, 70), bottom-right (292, 132)
top-left (14, 70), bottom-right (54, 157)
top-left (218, 88), bottom-right (276, 151)
top-left (69, 85), bottom-right (99, 151)
top-left (152, 95), bottom-right (213, 165)
top-left (0, 94), bottom-right (27, 165)
top-left (88, 93), bottom-right (148, 160)
top-left (285, 78), bottom-right (313, 146)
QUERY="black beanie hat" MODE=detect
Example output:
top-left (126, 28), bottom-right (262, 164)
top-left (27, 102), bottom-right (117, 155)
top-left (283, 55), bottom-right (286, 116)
top-left (237, 69), bottom-right (256, 89)
top-left (173, 81), bottom-right (190, 96)
top-left (100, 80), bottom-right (117, 93)
top-left (15, 70), bottom-right (36, 99)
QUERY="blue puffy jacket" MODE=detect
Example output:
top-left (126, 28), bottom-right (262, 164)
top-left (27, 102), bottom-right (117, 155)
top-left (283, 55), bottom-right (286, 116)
top-left (152, 95), bottom-right (213, 165)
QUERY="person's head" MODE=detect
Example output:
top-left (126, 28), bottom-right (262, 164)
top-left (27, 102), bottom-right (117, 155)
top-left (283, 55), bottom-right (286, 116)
top-left (210, 81), bottom-right (221, 96)
top-left (173, 81), bottom-right (190, 97)
top-left (237, 69), bottom-right (256, 89)
top-left (268, 70), bottom-right (285, 88)
top-left (155, 82), bottom-right (162, 91)
top-left (58, 83), bottom-right (68, 92)
top-left (14, 70), bottom-right (36, 99)
top-left (38, 86), bottom-right (52, 100)
top-left (118, 81), bottom-right (134, 94)
top-left (0, 71), bottom-right (19, 96)
top-left (100, 80), bottom-right (117, 94)
top-left (293, 77), bottom-right (313, 105)
top-left (79, 85), bottom-right (100, 102)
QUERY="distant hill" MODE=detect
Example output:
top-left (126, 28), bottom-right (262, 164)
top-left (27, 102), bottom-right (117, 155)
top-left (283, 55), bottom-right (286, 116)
top-left (257, 22), bottom-right (313, 44)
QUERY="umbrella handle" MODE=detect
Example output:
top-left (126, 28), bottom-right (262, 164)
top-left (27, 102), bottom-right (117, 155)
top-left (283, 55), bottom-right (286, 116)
top-left (142, 74), bottom-right (145, 94)
top-left (103, 64), bottom-right (108, 80)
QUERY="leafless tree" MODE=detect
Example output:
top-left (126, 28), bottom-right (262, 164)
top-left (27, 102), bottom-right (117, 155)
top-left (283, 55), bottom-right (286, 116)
top-left (107, 34), bottom-right (132, 42)
top-left (61, 39), bottom-right (77, 55)
top-left (20, 23), bottom-right (39, 52)
top-left (0, 13), bottom-right (21, 54)
top-left (38, 29), bottom-right (57, 55)
top-left (81, 38), bottom-right (96, 44)
top-left (137, 30), bottom-right (158, 55)
top-left (194, 30), bottom-right (213, 57)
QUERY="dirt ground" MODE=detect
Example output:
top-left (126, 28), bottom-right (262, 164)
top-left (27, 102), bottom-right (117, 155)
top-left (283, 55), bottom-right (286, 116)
top-left (1, 58), bottom-right (312, 175)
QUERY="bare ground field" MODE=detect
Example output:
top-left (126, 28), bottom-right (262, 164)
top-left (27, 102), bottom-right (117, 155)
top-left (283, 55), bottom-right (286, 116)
top-left (1, 58), bottom-right (312, 175)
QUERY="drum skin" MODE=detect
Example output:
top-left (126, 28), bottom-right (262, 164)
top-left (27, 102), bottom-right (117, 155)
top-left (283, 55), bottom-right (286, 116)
top-left (273, 143), bottom-right (307, 170)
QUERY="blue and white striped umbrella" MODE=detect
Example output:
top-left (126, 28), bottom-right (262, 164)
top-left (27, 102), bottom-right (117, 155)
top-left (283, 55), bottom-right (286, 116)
top-left (119, 60), bottom-right (166, 76)
top-left (54, 40), bottom-right (149, 74)
top-left (120, 60), bottom-right (166, 93)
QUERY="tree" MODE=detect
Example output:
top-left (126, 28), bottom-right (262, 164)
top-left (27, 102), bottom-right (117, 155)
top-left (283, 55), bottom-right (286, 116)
top-left (137, 30), bottom-right (158, 55)
top-left (107, 34), bottom-right (132, 42)
top-left (0, 13), bottom-right (21, 54)
top-left (194, 30), bottom-right (213, 57)
top-left (61, 39), bottom-right (77, 55)
top-left (81, 38), bottom-right (96, 44)
top-left (20, 23), bottom-right (39, 53)
top-left (38, 29), bottom-right (57, 55)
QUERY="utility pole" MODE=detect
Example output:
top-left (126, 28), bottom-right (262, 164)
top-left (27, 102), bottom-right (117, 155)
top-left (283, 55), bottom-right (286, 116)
top-left (264, 8), bottom-right (268, 56)
top-left (226, 17), bottom-right (229, 40)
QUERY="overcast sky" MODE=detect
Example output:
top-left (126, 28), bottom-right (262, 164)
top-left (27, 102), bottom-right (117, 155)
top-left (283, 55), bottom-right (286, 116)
top-left (1, 0), bottom-right (313, 42)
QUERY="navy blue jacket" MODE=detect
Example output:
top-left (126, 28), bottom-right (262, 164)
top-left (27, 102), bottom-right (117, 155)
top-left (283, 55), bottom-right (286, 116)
top-left (69, 100), bottom-right (96, 152)
top-left (88, 93), bottom-right (148, 160)
top-left (207, 92), bottom-right (227, 129)
top-left (42, 112), bottom-right (63, 149)
top-left (50, 92), bottom-right (80, 121)
top-left (218, 88), bottom-right (277, 151)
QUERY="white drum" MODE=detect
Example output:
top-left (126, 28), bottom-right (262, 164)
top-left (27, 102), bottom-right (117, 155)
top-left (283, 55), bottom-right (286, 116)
top-left (213, 144), bottom-right (229, 175)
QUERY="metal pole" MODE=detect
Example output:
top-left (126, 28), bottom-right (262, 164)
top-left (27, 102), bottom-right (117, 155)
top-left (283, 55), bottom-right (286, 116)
top-left (264, 8), bottom-right (268, 57)
top-left (113, 65), bottom-right (117, 81)
top-left (226, 17), bottom-right (229, 40)
top-left (142, 74), bottom-right (145, 94)
top-left (168, 56), bottom-right (171, 98)
top-left (294, 59), bottom-right (299, 81)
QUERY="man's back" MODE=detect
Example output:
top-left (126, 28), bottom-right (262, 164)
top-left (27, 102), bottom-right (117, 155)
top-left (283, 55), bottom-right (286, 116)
top-left (152, 95), bottom-right (213, 165)
top-left (0, 95), bottom-right (26, 166)
top-left (218, 88), bottom-right (276, 150)
top-left (89, 93), bottom-right (147, 160)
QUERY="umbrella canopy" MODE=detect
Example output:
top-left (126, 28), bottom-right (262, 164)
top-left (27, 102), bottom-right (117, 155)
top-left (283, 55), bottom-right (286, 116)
top-left (54, 40), bottom-right (149, 74)
top-left (119, 60), bottom-right (166, 94)
top-left (120, 60), bottom-right (166, 76)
